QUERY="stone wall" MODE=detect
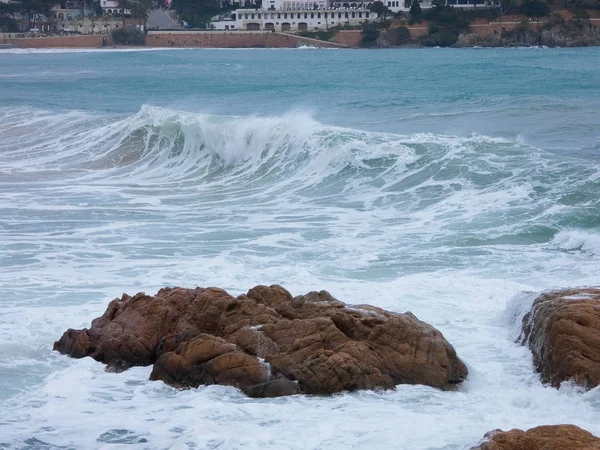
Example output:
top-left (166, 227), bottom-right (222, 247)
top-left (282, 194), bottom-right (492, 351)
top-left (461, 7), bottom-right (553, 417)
top-left (146, 31), bottom-right (341, 48)
top-left (329, 30), bottom-right (362, 46)
top-left (405, 25), bottom-right (429, 38)
top-left (2, 35), bottom-right (111, 48)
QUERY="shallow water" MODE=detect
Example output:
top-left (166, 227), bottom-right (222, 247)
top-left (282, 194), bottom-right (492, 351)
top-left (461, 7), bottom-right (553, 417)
top-left (0, 47), bottom-right (599, 449)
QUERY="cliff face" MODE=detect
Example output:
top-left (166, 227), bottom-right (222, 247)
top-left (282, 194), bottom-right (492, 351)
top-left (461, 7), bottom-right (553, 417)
top-left (455, 19), bottom-right (600, 47)
top-left (537, 19), bottom-right (600, 46)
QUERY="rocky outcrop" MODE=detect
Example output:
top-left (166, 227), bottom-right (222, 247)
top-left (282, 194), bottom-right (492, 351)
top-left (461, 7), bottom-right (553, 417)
top-left (472, 425), bottom-right (600, 450)
top-left (500, 18), bottom-right (600, 47)
top-left (54, 285), bottom-right (468, 397)
top-left (520, 288), bottom-right (600, 389)
top-left (455, 19), bottom-right (600, 48)
top-left (377, 27), bottom-right (412, 47)
top-left (539, 18), bottom-right (600, 47)
top-left (454, 31), bottom-right (503, 48)
top-left (454, 33), bottom-right (483, 47)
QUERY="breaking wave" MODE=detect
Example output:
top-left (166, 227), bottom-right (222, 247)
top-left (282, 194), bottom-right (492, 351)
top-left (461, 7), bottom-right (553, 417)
top-left (1, 105), bottom-right (599, 237)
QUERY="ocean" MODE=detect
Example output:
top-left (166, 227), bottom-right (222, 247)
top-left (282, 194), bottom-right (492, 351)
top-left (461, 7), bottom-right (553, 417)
top-left (0, 47), bottom-right (599, 449)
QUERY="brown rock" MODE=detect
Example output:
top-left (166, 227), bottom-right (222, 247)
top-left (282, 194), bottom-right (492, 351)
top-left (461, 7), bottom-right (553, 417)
top-left (454, 33), bottom-right (483, 48)
top-left (520, 288), bottom-right (600, 389)
top-left (54, 285), bottom-right (468, 397)
top-left (472, 425), bottom-right (600, 450)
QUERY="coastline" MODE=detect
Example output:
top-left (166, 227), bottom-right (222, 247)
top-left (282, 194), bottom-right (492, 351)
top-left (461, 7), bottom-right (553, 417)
top-left (2, 16), bottom-right (600, 50)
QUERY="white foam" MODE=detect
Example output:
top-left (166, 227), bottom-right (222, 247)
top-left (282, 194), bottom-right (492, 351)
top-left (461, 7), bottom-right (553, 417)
top-left (552, 230), bottom-right (600, 256)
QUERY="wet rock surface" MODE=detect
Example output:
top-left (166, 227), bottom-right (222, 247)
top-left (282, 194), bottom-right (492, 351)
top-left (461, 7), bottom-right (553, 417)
top-left (472, 425), bottom-right (600, 450)
top-left (54, 285), bottom-right (468, 397)
top-left (520, 288), bottom-right (600, 389)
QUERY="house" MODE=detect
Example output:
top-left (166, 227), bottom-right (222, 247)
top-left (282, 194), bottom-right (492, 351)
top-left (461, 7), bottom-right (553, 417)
top-left (331, 0), bottom-right (486, 13)
top-left (211, 8), bottom-right (378, 32)
top-left (211, 0), bottom-right (378, 31)
top-left (100, 0), bottom-right (131, 15)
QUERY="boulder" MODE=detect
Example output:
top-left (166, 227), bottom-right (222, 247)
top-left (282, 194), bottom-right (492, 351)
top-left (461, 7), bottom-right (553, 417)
top-left (454, 33), bottom-right (483, 48)
top-left (54, 285), bottom-right (468, 397)
top-left (377, 27), bottom-right (412, 47)
top-left (520, 288), bottom-right (600, 389)
top-left (472, 425), bottom-right (600, 450)
top-left (482, 31), bottom-right (502, 47)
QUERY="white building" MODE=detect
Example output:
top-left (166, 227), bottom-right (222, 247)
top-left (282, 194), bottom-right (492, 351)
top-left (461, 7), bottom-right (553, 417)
top-left (211, 0), bottom-right (485, 31)
top-left (264, 0), bottom-right (328, 9)
top-left (212, 0), bottom-right (379, 31)
top-left (212, 7), bottom-right (376, 31)
top-left (329, 0), bottom-right (482, 13)
top-left (100, 0), bottom-right (131, 15)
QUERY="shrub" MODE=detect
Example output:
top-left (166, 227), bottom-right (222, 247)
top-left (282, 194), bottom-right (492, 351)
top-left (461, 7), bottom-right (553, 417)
top-left (112, 27), bottom-right (146, 45)
top-left (520, 0), bottom-right (550, 17)
top-left (421, 28), bottom-right (459, 46)
top-left (360, 23), bottom-right (380, 46)
top-left (409, 0), bottom-right (422, 23)
top-left (385, 26), bottom-right (411, 45)
top-left (422, 5), bottom-right (469, 47)
top-left (298, 30), bottom-right (337, 41)
top-left (572, 9), bottom-right (590, 20)
top-left (0, 17), bottom-right (19, 32)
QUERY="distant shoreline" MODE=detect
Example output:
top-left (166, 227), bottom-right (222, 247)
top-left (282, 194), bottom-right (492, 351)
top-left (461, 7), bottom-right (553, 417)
top-left (2, 17), bottom-right (600, 50)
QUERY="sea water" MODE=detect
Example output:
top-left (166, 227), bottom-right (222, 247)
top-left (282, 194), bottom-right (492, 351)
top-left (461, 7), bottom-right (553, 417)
top-left (0, 47), bottom-right (599, 449)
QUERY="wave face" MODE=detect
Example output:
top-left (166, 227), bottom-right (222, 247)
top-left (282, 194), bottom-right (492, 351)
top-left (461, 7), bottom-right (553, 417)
top-left (2, 105), bottom-right (598, 261)
top-left (1, 47), bottom-right (600, 450)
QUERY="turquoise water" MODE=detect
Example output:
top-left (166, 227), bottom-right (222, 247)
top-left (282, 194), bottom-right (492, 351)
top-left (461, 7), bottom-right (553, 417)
top-left (0, 47), bottom-right (599, 449)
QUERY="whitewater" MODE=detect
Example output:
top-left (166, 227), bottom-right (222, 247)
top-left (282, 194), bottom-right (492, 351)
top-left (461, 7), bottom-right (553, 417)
top-left (1, 47), bottom-right (599, 449)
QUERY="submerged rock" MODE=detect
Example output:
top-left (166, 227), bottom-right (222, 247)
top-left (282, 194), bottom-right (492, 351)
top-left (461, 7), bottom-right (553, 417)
top-left (472, 425), bottom-right (600, 450)
top-left (520, 288), bottom-right (600, 390)
top-left (54, 285), bottom-right (468, 397)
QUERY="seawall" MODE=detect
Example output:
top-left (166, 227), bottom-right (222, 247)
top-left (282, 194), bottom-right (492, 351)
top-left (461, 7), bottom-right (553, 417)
top-left (1, 34), bottom-right (111, 48)
top-left (146, 30), bottom-right (343, 48)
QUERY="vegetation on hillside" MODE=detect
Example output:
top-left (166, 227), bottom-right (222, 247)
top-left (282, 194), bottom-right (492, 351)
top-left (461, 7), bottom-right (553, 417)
top-left (171, 0), bottom-right (221, 27)
top-left (298, 29), bottom-right (338, 41)
top-left (369, 1), bottom-right (393, 21)
top-left (112, 26), bottom-right (145, 43)
top-left (360, 22), bottom-right (381, 46)
top-left (409, 0), bottom-right (422, 23)
top-left (520, 0), bottom-right (550, 16)
top-left (420, 3), bottom-right (470, 46)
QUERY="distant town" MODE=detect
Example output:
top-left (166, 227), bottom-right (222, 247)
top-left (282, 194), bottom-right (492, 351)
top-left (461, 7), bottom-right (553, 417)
top-left (0, 0), bottom-right (486, 35)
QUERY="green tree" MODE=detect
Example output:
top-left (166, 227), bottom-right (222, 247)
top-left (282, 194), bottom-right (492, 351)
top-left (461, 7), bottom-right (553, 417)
top-left (360, 22), bottom-right (380, 46)
top-left (409, 0), bottom-right (422, 23)
top-left (112, 26), bottom-right (145, 43)
top-left (118, 0), bottom-right (130, 26)
top-left (520, 0), bottom-right (549, 17)
top-left (421, 5), bottom-right (470, 46)
top-left (171, 0), bottom-right (220, 28)
top-left (16, 0), bottom-right (55, 30)
top-left (0, 2), bottom-right (21, 15)
top-left (572, 8), bottom-right (590, 20)
top-left (131, 0), bottom-right (152, 29)
top-left (0, 16), bottom-right (20, 32)
top-left (93, 0), bottom-right (103, 15)
top-left (369, 1), bottom-right (392, 22)
top-left (499, 0), bottom-right (516, 21)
